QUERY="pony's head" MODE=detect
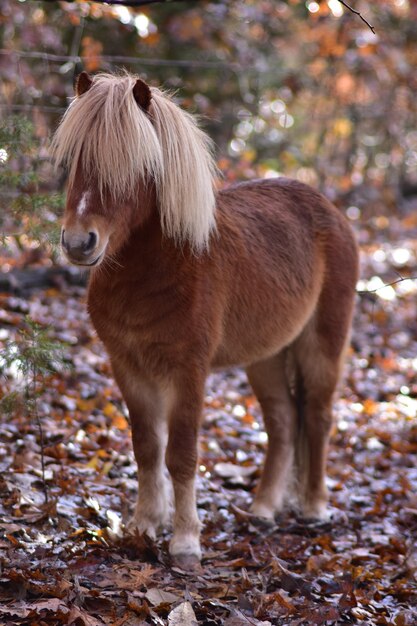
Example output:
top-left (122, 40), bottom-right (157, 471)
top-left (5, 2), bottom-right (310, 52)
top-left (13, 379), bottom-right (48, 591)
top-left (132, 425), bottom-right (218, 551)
top-left (51, 71), bottom-right (217, 267)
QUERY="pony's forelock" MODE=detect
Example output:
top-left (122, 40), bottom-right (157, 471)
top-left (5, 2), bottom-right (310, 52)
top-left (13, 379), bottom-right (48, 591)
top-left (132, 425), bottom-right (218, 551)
top-left (51, 72), bottom-right (217, 252)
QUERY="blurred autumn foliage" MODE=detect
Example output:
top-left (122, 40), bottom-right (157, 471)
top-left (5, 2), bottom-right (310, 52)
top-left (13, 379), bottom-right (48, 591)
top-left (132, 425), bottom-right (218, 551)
top-left (0, 0), bottom-right (417, 264)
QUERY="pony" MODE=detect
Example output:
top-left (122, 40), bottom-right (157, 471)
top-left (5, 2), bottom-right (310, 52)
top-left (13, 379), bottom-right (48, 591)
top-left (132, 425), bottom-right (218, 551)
top-left (51, 71), bottom-right (358, 569)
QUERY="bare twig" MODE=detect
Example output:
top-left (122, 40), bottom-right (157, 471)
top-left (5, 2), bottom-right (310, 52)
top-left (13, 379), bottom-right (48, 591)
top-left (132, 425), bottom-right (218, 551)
top-left (0, 49), bottom-right (240, 71)
top-left (357, 274), bottom-right (417, 330)
top-left (357, 275), bottom-right (417, 295)
top-left (33, 370), bottom-right (49, 505)
top-left (337, 0), bottom-right (376, 34)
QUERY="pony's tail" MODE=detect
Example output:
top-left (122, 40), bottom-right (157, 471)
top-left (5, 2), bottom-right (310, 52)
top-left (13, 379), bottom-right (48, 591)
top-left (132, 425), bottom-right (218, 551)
top-left (282, 350), bottom-right (307, 513)
top-left (293, 366), bottom-right (308, 507)
top-left (282, 346), bottom-right (307, 513)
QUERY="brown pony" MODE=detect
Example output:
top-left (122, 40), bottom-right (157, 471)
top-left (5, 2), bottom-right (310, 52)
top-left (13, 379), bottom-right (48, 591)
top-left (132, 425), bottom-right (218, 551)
top-left (52, 71), bottom-right (358, 568)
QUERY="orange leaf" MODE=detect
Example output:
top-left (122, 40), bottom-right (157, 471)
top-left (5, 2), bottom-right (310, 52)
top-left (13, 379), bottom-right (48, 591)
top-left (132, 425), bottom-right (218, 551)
top-left (112, 414), bottom-right (129, 430)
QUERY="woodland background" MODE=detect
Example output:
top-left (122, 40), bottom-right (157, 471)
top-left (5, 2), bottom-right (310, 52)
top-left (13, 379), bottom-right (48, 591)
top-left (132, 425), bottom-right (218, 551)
top-left (0, 1), bottom-right (417, 625)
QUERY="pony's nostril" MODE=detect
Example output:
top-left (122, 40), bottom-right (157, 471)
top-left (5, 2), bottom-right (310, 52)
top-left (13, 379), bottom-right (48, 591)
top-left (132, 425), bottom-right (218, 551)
top-left (83, 231), bottom-right (97, 253)
top-left (61, 229), bottom-right (68, 249)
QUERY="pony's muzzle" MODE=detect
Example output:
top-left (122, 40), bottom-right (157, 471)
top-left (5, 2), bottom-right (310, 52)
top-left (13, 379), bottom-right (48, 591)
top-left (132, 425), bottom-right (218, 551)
top-left (61, 228), bottom-right (100, 265)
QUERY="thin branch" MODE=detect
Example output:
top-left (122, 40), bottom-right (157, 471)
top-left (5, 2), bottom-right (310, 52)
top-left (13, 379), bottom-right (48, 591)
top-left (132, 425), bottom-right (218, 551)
top-left (0, 104), bottom-right (67, 113)
top-left (337, 0), bottom-right (376, 34)
top-left (24, 361), bottom-right (48, 504)
top-left (357, 274), bottom-right (417, 330)
top-left (0, 49), bottom-right (240, 71)
top-left (33, 370), bottom-right (49, 505)
top-left (357, 275), bottom-right (417, 296)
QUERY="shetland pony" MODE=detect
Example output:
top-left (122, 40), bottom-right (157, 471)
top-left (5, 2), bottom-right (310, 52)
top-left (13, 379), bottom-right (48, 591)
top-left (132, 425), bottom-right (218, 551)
top-left (52, 71), bottom-right (358, 568)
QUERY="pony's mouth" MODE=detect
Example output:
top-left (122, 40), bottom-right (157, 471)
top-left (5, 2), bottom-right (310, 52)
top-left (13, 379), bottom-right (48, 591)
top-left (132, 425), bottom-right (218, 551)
top-left (70, 251), bottom-right (104, 268)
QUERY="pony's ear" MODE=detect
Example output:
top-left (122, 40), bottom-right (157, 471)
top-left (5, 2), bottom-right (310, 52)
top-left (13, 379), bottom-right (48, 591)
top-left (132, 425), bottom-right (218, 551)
top-left (132, 78), bottom-right (152, 112)
top-left (76, 72), bottom-right (93, 97)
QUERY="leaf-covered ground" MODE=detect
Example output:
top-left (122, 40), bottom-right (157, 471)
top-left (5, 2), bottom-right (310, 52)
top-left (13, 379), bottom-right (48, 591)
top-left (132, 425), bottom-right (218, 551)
top-left (1, 214), bottom-right (417, 626)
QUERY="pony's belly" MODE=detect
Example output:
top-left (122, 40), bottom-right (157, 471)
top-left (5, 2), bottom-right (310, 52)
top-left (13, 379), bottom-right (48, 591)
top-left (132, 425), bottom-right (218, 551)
top-left (212, 342), bottom-right (287, 369)
top-left (211, 307), bottom-right (313, 369)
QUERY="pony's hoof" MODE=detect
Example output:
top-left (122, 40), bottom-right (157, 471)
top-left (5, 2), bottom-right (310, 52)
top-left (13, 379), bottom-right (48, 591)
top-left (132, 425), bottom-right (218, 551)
top-left (251, 515), bottom-right (276, 529)
top-left (302, 500), bottom-right (329, 521)
top-left (172, 553), bottom-right (202, 571)
top-left (250, 501), bottom-right (278, 523)
top-left (170, 532), bottom-right (201, 568)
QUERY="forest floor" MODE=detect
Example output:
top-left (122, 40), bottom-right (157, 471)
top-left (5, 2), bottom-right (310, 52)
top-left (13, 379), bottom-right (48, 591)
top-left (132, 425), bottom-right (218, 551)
top-left (1, 211), bottom-right (417, 626)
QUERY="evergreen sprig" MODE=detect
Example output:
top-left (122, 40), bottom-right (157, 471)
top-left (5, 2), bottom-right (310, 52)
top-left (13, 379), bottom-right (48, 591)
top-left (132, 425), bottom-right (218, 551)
top-left (0, 317), bottom-right (70, 503)
top-left (0, 116), bottom-right (64, 257)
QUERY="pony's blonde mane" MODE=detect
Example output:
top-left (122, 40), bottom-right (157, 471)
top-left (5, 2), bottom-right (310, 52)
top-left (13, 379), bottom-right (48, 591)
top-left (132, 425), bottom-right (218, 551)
top-left (51, 73), bottom-right (217, 251)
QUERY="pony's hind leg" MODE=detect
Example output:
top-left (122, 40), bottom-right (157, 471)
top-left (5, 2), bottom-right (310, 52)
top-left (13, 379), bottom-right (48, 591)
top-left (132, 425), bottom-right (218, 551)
top-left (290, 214), bottom-right (357, 520)
top-left (111, 360), bottom-right (173, 539)
top-left (246, 352), bottom-right (297, 521)
top-left (293, 315), bottom-right (352, 520)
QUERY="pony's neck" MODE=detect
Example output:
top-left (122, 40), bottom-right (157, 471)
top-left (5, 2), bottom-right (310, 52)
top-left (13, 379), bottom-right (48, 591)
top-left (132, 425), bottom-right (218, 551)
top-left (116, 205), bottom-right (198, 282)
top-left (114, 191), bottom-right (171, 267)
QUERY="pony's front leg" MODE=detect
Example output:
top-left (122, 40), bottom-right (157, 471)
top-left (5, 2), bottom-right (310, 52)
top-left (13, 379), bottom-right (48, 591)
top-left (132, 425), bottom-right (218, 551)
top-left (112, 362), bottom-right (172, 539)
top-left (165, 378), bottom-right (204, 568)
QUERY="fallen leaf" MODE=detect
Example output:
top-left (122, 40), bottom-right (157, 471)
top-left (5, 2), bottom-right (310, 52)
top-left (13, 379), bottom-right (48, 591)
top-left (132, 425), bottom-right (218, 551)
top-left (145, 588), bottom-right (181, 606)
top-left (168, 601), bottom-right (198, 626)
